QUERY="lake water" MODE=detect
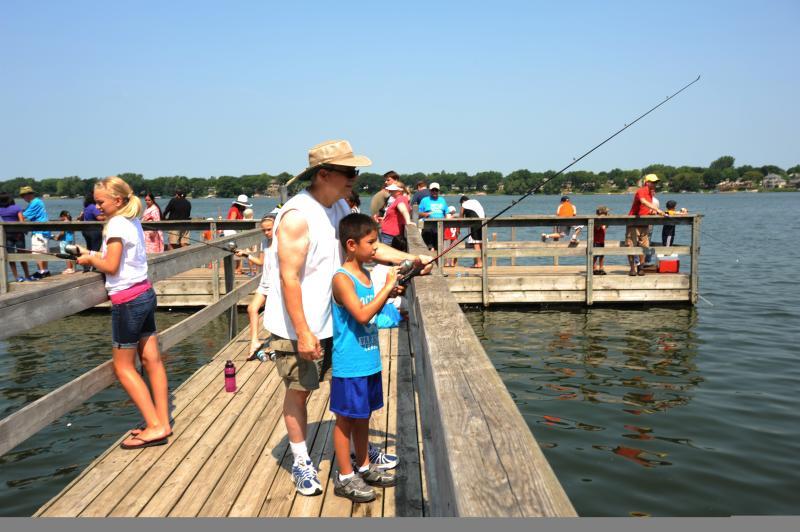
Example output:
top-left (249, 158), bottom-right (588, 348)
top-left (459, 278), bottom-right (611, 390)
top-left (1, 192), bottom-right (799, 516)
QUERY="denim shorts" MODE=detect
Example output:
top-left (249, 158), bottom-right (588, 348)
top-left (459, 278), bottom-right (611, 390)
top-left (111, 287), bottom-right (158, 349)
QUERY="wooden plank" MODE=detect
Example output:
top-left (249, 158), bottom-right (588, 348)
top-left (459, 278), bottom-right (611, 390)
top-left (259, 384), bottom-right (332, 516)
top-left (510, 226), bottom-right (516, 266)
top-left (481, 224), bottom-right (489, 307)
top-left (393, 324), bottom-right (424, 516)
top-left (168, 363), bottom-right (282, 516)
top-left (41, 332), bottom-right (253, 517)
top-left (132, 354), bottom-right (268, 517)
top-left (691, 216), bottom-right (701, 305)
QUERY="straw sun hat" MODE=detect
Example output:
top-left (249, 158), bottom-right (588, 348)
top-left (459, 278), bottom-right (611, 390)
top-left (294, 140), bottom-right (372, 181)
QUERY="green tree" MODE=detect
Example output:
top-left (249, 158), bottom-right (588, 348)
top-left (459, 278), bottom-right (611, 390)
top-left (710, 155), bottom-right (735, 170)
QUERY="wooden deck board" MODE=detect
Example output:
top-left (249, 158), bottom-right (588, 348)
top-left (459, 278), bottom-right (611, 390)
top-left (37, 325), bottom-right (426, 517)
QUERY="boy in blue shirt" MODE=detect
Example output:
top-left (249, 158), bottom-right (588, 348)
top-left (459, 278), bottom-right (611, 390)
top-left (331, 213), bottom-right (399, 502)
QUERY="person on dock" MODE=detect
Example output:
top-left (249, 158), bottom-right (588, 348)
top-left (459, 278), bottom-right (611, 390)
top-left (225, 194), bottom-right (252, 275)
top-left (141, 192), bottom-right (164, 254)
top-left (443, 206), bottom-right (459, 268)
top-left (369, 171), bottom-right (399, 220)
top-left (592, 206), bottom-right (609, 275)
top-left (541, 195), bottom-right (583, 243)
top-left (20, 185), bottom-right (51, 279)
top-left (0, 192), bottom-right (32, 281)
top-left (54, 210), bottom-right (76, 273)
top-left (418, 182), bottom-right (448, 252)
top-left (460, 195), bottom-right (485, 268)
top-left (626, 174), bottom-right (666, 276)
top-left (78, 193), bottom-right (104, 271)
top-left (241, 213), bottom-right (275, 358)
top-left (263, 139), bottom-right (432, 497)
top-left (163, 189), bottom-right (192, 250)
top-left (330, 213), bottom-right (399, 502)
top-left (661, 200), bottom-right (687, 247)
top-left (379, 182), bottom-right (411, 251)
top-left (76, 176), bottom-right (171, 450)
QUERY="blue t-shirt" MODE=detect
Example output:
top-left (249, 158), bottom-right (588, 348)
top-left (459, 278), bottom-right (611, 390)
top-left (418, 196), bottom-right (448, 220)
top-left (23, 197), bottom-right (50, 237)
top-left (331, 268), bottom-right (381, 378)
top-left (0, 204), bottom-right (22, 222)
top-left (82, 204), bottom-right (101, 222)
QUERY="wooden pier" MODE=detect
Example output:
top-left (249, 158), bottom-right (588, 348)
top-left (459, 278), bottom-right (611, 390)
top-left (0, 223), bottom-right (576, 517)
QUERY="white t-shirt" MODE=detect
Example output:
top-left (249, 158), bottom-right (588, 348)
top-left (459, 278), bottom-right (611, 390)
top-left (263, 190), bottom-right (349, 340)
top-left (102, 216), bottom-right (149, 294)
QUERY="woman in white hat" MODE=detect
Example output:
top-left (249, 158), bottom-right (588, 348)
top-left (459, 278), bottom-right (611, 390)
top-left (225, 194), bottom-right (253, 274)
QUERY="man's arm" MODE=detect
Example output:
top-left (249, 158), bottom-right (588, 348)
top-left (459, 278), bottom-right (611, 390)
top-left (163, 199), bottom-right (174, 219)
top-left (640, 197), bottom-right (665, 215)
top-left (374, 243), bottom-right (434, 277)
top-left (276, 209), bottom-right (319, 360)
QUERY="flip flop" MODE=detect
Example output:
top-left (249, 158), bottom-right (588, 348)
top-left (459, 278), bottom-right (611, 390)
top-left (120, 435), bottom-right (169, 450)
top-left (130, 428), bottom-right (173, 438)
top-left (629, 270), bottom-right (637, 277)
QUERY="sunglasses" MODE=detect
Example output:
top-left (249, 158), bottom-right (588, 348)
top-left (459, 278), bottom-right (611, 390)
top-left (323, 165), bottom-right (359, 178)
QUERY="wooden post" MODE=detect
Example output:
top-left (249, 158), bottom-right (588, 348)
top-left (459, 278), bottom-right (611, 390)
top-left (510, 226), bottom-right (517, 266)
top-left (690, 215), bottom-right (701, 305)
top-left (491, 232), bottom-right (497, 267)
top-left (223, 254), bottom-right (237, 340)
top-left (481, 223), bottom-right (489, 307)
top-left (0, 225), bottom-right (8, 294)
top-left (437, 220), bottom-right (444, 261)
top-left (586, 218), bottom-right (594, 306)
top-left (210, 221), bottom-right (220, 302)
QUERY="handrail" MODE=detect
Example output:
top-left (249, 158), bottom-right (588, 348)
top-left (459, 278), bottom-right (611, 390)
top-left (404, 224), bottom-right (577, 516)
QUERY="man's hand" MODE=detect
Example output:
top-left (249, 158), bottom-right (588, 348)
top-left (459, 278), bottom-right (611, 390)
top-left (297, 329), bottom-right (321, 361)
top-left (415, 255), bottom-right (435, 276)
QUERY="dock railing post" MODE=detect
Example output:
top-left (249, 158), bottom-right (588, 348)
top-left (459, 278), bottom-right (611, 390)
top-left (437, 220), bottom-right (444, 263)
top-left (0, 225), bottom-right (8, 295)
top-left (223, 253), bottom-right (237, 340)
top-left (586, 217), bottom-right (594, 306)
top-left (690, 215), bottom-right (701, 305)
top-left (210, 221), bottom-right (220, 302)
top-left (491, 232), bottom-right (497, 267)
top-left (481, 222), bottom-right (489, 307)
top-left (510, 225), bottom-right (517, 266)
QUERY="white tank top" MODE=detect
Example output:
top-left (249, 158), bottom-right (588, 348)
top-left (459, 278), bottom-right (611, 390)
top-left (263, 190), bottom-right (350, 340)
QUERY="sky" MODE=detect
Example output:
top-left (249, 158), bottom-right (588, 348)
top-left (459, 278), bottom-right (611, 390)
top-left (1, 0), bottom-right (798, 180)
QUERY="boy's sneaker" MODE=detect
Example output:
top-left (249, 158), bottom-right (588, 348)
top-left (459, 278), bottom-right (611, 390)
top-left (333, 474), bottom-right (376, 502)
top-left (291, 458), bottom-right (322, 496)
top-left (350, 442), bottom-right (398, 471)
top-left (31, 271), bottom-right (44, 280)
top-left (359, 464), bottom-right (397, 487)
top-left (41, 270), bottom-right (51, 278)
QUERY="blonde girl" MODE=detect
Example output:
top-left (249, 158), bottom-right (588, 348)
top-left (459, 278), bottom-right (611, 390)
top-left (76, 176), bottom-right (171, 450)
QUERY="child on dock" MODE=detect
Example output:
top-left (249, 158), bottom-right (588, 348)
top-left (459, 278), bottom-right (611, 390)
top-left (593, 206), bottom-right (608, 275)
top-left (331, 213), bottom-right (399, 502)
top-left (661, 200), bottom-right (687, 246)
top-left (241, 213), bottom-right (275, 358)
top-left (55, 210), bottom-right (76, 273)
top-left (76, 176), bottom-right (171, 450)
top-left (443, 205), bottom-right (459, 268)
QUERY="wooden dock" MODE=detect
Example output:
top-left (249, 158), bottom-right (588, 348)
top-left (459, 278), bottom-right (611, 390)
top-left (34, 325), bottom-right (426, 517)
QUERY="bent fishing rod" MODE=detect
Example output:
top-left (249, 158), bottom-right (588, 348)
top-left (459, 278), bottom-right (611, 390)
top-left (138, 222), bottom-right (261, 258)
top-left (398, 74), bottom-right (702, 286)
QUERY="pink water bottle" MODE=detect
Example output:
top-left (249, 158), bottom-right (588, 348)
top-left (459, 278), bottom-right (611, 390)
top-left (224, 360), bottom-right (237, 392)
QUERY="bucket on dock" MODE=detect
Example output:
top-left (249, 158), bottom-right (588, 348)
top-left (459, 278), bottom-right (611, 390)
top-left (657, 253), bottom-right (680, 273)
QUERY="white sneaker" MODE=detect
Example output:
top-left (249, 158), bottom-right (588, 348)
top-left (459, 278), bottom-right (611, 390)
top-left (292, 458), bottom-right (322, 496)
top-left (351, 442), bottom-right (399, 471)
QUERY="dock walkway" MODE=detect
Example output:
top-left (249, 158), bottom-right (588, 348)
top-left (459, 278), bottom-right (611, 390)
top-left (35, 324), bottom-right (425, 517)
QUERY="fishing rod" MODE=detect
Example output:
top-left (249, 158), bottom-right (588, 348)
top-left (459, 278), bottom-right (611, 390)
top-left (398, 74), bottom-right (702, 286)
top-left (1, 242), bottom-right (81, 260)
top-left (139, 222), bottom-right (261, 258)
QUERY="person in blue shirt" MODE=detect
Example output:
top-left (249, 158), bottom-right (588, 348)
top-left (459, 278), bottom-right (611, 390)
top-left (330, 213), bottom-right (400, 502)
top-left (55, 210), bottom-right (76, 273)
top-left (417, 182), bottom-right (449, 251)
top-left (20, 186), bottom-right (51, 279)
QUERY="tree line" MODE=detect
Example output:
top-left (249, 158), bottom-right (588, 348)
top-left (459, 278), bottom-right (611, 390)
top-left (1, 156), bottom-right (798, 198)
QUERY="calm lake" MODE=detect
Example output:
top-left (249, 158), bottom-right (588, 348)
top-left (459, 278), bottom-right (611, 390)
top-left (1, 192), bottom-right (799, 516)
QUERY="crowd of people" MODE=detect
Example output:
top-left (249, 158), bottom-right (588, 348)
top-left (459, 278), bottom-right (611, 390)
top-left (1, 143), bottom-right (687, 502)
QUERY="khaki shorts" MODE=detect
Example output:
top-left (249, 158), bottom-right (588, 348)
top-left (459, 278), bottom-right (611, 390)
top-left (31, 233), bottom-right (48, 253)
top-left (272, 336), bottom-right (333, 392)
top-left (625, 225), bottom-right (650, 247)
top-left (168, 229), bottom-right (189, 246)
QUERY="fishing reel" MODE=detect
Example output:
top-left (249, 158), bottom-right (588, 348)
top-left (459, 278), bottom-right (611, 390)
top-left (57, 244), bottom-right (82, 260)
top-left (227, 241), bottom-right (250, 258)
top-left (397, 259), bottom-right (422, 287)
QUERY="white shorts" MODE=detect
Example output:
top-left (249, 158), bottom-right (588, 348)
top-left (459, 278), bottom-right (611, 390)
top-left (31, 234), bottom-right (48, 253)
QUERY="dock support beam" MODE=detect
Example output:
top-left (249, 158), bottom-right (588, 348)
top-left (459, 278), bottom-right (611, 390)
top-left (0, 225), bottom-right (7, 295)
top-left (223, 254), bottom-right (237, 340)
top-left (690, 216), bottom-right (701, 305)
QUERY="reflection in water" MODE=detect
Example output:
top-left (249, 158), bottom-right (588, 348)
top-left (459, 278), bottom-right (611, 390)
top-left (465, 306), bottom-right (706, 516)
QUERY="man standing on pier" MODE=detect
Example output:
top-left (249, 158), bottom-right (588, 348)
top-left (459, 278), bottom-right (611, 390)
top-left (163, 189), bottom-right (192, 249)
top-left (263, 140), bottom-right (433, 496)
top-left (626, 174), bottom-right (666, 276)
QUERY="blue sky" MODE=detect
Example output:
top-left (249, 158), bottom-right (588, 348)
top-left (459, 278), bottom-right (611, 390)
top-left (1, 0), bottom-right (797, 179)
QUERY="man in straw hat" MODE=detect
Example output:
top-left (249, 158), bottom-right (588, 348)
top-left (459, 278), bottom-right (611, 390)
top-left (263, 140), bottom-right (433, 496)
top-left (626, 173), bottom-right (667, 276)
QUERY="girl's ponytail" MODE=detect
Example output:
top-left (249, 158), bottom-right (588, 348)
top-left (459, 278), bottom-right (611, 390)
top-left (95, 176), bottom-right (143, 221)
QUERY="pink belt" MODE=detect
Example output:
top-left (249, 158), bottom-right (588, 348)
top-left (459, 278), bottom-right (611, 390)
top-left (109, 280), bottom-right (152, 305)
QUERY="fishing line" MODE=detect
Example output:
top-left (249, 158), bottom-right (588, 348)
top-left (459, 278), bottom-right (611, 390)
top-left (139, 223), bottom-right (261, 257)
top-left (1, 243), bottom-right (80, 260)
top-left (399, 74), bottom-right (702, 285)
top-left (698, 294), bottom-right (714, 306)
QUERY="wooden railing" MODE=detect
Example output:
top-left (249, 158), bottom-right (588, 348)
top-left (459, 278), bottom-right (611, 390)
top-left (0, 224), bottom-right (263, 457)
top-left (428, 214), bottom-right (701, 305)
top-left (404, 224), bottom-right (577, 516)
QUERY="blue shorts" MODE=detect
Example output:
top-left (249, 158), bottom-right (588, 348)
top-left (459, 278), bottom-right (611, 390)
top-left (111, 288), bottom-right (158, 349)
top-left (330, 371), bottom-right (383, 419)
